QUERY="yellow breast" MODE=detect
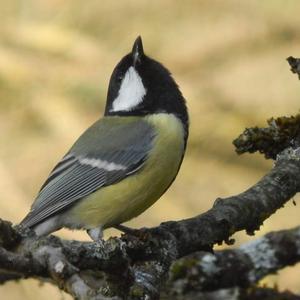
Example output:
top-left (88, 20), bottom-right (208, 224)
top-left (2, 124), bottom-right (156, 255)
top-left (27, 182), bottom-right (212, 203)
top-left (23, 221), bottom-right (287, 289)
top-left (68, 113), bottom-right (185, 229)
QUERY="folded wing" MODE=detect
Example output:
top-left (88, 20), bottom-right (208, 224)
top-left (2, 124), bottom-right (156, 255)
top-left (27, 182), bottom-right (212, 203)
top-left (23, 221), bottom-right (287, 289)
top-left (21, 118), bottom-right (155, 227)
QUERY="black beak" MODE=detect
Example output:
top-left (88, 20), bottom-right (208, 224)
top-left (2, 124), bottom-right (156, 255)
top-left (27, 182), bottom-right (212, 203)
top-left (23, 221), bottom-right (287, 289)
top-left (132, 36), bottom-right (144, 67)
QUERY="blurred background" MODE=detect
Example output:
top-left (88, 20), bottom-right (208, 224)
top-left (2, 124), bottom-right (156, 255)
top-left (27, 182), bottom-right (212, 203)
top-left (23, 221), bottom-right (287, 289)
top-left (0, 0), bottom-right (300, 298)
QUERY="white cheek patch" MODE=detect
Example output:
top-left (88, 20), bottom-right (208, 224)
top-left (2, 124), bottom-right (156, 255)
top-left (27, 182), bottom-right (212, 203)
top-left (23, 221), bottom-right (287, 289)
top-left (111, 66), bottom-right (146, 112)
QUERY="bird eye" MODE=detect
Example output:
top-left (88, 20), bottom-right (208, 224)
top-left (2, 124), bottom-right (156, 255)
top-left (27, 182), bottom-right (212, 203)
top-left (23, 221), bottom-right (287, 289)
top-left (117, 75), bottom-right (123, 83)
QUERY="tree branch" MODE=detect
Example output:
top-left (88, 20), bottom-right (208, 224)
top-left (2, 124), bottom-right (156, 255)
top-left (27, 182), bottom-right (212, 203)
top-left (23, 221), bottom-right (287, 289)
top-left (0, 144), bottom-right (299, 298)
top-left (166, 225), bottom-right (300, 296)
top-left (233, 115), bottom-right (300, 159)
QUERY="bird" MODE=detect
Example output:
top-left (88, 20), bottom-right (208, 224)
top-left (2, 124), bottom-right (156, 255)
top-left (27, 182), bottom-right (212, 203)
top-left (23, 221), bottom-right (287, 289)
top-left (20, 36), bottom-right (189, 241)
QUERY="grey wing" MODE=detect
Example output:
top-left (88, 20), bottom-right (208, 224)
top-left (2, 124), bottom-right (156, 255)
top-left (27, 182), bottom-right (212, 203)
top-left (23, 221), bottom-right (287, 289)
top-left (21, 119), bottom-right (155, 228)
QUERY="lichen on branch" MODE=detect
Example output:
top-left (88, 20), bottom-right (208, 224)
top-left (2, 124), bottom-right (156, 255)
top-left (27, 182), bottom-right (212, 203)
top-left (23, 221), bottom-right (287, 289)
top-left (233, 114), bottom-right (300, 159)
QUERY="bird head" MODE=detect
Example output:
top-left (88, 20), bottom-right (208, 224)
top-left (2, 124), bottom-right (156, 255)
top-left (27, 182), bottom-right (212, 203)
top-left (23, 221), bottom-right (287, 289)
top-left (105, 36), bottom-right (188, 127)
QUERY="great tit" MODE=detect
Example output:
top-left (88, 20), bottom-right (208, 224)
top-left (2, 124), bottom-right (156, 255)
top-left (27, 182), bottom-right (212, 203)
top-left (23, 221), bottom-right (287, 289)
top-left (20, 36), bottom-right (189, 241)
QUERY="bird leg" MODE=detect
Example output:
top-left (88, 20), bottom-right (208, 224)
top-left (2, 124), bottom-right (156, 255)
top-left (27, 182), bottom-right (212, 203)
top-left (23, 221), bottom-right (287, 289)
top-left (87, 227), bottom-right (103, 242)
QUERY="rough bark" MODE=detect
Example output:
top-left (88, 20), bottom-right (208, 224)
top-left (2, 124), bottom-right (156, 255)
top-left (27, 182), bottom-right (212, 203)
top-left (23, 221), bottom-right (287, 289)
top-left (165, 225), bottom-right (300, 296)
